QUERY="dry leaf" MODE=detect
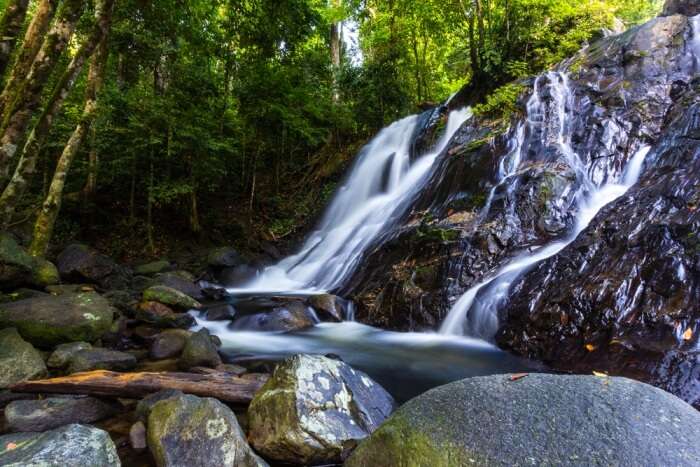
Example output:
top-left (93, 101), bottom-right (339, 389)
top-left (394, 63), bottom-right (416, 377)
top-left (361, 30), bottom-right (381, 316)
top-left (6, 442), bottom-right (17, 451)
top-left (682, 328), bottom-right (693, 341)
top-left (585, 343), bottom-right (596, 352)
top-left (592, 371), bottom-right (608, 377)
top-left (509, 373), bottom-right (528, 381)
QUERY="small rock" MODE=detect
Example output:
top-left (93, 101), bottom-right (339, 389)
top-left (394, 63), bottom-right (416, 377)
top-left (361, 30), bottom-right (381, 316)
top-left (31, 258), bottom-right (60, 287)
top-left (143, 285), bottom-right (201, 310)
top-left (0, 292), bottom-right (115, 348)
top-left (231, 301), bottom-right (317, 332)
top-left (204, 303), bottom-right (236, 321)
top-left (178, 329), bottom-right (222, 370)
top-left (129, 421), bottom-right (147, 450)
top-left (5, 396), bottom-right (119, 432)
top-left (0, 328), bottom-right (47, 389)
top-left (148, 393), bottom-right (267, 467)
top-left (0, 424), bottom-right (120, 466)
top-left (67, 348), bottom-right (137, 374)
top-left (136, 389), bottom-right (184, 422)
top-left (308, 294), bottom-right (343, 322)
top-left (248, 354), bottom-right (395, 465)
top-left (150, 329), bottom-right (190, 360)
top-left (207, 247), bottom-right (244, 268)
top-left (47, 342), bottom-right (92, 368)
top-left (135, 301), bottom-right (195, 328)
top-left (134, 260), bottom-right (171, 276)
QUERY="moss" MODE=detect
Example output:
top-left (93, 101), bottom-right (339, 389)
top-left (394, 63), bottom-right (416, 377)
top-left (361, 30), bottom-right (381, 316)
top-left (473, 83), bottom-right (525, 122)
top-left (143, 285), bottom-right (201, 310)
top-left (416, 225), bottom-right (460, 243)
top-left (31, 258), bottom-right (59, 286)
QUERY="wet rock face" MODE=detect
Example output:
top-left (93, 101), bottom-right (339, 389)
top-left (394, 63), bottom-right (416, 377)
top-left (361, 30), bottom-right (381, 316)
top-left (0, 424), bottom-right (120, 467)
top-left (247, 354), bottom-right (395, 465)
top-left (346, 374), bottom-right (700, 467)
top-left (498, 96), bottom-right (700, 406)
top-left (662, 0), bottom-right (700, 16)
top-left (5, 396), bottom-right (119, 432)
top-left (147, 393), bottom-right (267, 467)
top-left (0, 328), bottom-right (46, 388)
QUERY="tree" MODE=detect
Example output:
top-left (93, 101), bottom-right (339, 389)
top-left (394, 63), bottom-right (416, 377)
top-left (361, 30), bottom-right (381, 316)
top-left (0, 0), bottom-right (30, 75)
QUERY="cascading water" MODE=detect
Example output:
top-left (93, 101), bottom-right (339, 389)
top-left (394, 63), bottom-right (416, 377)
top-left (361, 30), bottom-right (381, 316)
top-left (230, 107), bottom-right (472, 294)
top-left (440, 72), bottom-right (651, 338)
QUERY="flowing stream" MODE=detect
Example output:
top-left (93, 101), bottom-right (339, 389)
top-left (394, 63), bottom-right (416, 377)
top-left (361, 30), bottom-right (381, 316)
top-left (199, 71), bottom-right (653, 400)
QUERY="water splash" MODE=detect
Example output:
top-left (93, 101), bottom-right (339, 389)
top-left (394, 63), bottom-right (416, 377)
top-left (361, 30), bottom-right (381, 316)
top-left (230, 108), bottom-right (472, 294)
top-left (440, 72), bottom-right (651, 338)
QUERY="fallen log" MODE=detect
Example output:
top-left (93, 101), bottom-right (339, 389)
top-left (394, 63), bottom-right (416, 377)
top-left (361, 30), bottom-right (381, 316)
top-left (11, 370), bottom-right (268, 404)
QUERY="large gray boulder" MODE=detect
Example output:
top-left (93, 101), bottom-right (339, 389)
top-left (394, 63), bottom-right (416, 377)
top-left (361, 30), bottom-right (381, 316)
top-left (0, 233), bottom-right (59, 289)
top-left (248, 354), bottom-right (395, 465)
top-left (662, 0), bottom-right (700, 16)
top-left (0, 328), bottom-right (46, 388)
top-left (147, 393), bottom-right (267, 467)
top-left (57, 244), bottom-right (130, 290)
top-left (346, 374), bottom-right (700, 467)
top-left (5, 396), bottom-right (119, 432)
top-left (0, 424), bottom-right (120, 466)
top-left (0, 292), bottom-right (115, 348)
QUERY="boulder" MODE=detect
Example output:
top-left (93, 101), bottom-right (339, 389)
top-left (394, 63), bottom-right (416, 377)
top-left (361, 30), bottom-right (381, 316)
top-left (346, 374), bottom-right (700, 467)
top-left (0, 233), bottom-right (59, 289)
top-left (149, 272), bottom-right (204, 300)
top-left (662, 0), bottom-right (700, 16)
top-left (0, 328), bottom-right (46, 389)
top-left (150, 330), bottom-right (190, 360)
top-left (204, 303), bottom-right (236, 321)
top-left (135, 301), bottom-right (195, 328)
top-left (130, 421), bottom-right (147, 450)
top-left (248, 354), bottom-right (395, 465)
top-left (134, 260), bottom-right (171, 276)
top-left (56, 244), bottom-right (129, 290)
top-left (47, 342), bottom-right (92, 368)
top-left (5, 396), bottom-right (119, 432)
top-left (217, 264), bottom-right (257, 287)
top-left (135, 389), bottom-right (184, 422)
top-left (67, 348), bottom-right (138, 374)
top-left (143, 285), bottom-right (202, 311)
top-left (0, 292), bottom-right (115, 348)
top-left (207, 247), bottom-right (244, 268)
top-left (147, 393), bottom-right (268, 467)
top-left (231, 302), bottom-right (317, 332)
top-left (178, 329), bottom-right (222, 370)
top-left (0, 424), bottom-right (120, 466)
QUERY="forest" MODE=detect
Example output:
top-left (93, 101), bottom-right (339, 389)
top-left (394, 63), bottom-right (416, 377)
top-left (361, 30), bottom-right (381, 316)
top-left (0, 0), bottom-right (662, 259)
top-left (3, 1), bottom-right (700, 466)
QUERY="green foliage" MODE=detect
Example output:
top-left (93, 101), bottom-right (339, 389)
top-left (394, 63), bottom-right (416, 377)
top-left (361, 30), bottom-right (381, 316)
top-left (473, 84), bottom-right (524, 120)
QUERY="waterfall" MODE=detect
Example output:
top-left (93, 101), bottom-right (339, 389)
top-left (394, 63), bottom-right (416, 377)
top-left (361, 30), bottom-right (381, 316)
top-left (440, 72), bottom-right (651, 338)
top-left (230, 107), bottom-right (472, 294)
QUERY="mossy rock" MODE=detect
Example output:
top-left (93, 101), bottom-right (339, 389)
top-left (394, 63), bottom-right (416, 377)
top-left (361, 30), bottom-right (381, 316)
top-left (0, 292), bottom-right (115, 348)
top-left (67, 348), bottom-right (137, 374)
top-left (0, 328), bottom-right (47, 389)
top-left (0, 232), bottom-right (59, 289)
top-left (248, 354), bottom-right (395, 465)
top-left (147, 393), bottom-right (268, 467)
top-left (31, 258), bottom-right (60, 287)
top-left (47, 342), bottom-right (92, 368)
top-left (143, 285), bottom-right (202, 310)
top-left (346, 374), bottom-right (700, 466)
top-left (134, 260), bottom-right (171, 276)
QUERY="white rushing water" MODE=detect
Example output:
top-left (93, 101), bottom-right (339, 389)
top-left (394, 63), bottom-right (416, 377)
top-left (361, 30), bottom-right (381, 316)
top-left (230, 107), bottom-right (472, 294)
top-left (440, 71), bottom-right (651, 337)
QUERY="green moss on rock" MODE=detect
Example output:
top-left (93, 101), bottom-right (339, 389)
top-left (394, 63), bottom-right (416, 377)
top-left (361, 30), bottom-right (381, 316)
top-left (143, 285), bottom-right (201, 310)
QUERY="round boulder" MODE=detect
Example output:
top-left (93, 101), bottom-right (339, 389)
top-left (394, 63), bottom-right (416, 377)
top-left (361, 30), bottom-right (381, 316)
top-left (147, 393), bottom-right (267, 467)
top-left (346, 374), bottom-right (700, 467)
top-left (0, 328), bottom-right (46, 389)
top-left (248, 354), bottom-right (395, 465)
top-left (5, 396), bottom-right (119, 432)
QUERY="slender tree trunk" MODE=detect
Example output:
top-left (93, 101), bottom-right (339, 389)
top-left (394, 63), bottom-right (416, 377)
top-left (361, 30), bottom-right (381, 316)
top-left (28, 0), bottom-right (113, 257)
top-left (0, 0), bottom-right (84, 181)
top-left (83, 124), bottom-right (98, 198)
top-left (146, 159), bottom-right (154, 254)
top-left (0, 0), bottom-right (57, 119)
top-left (0, 0), bottom-right (30, 75)
top-left (0, 0), bottom-right (115, 225)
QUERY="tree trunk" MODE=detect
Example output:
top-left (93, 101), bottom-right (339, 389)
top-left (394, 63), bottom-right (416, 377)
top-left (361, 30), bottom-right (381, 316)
top-left (330, 22), bottom-right (341, 103)
top-left (0, 0), bottom-right (114, 226)
top-left (0, 0), bottom-right (57, 119)
top-left (0, 0), bottom-right (30, 76)
top-left (0, 0), bottom-right (84, 181)
top-left (28, 0), bottom-right (113, 257)
top-left (11, 370), bottom-right (267, 405)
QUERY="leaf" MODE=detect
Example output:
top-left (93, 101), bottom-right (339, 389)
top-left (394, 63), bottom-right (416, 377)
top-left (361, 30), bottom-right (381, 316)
top-left (6, 442), bottom-right (17, 451)
top-left (585, 343), bottom-right (596, 352)
top-left (509, 373), bottom-right (528, 381)
top-left (682, 328), bottom-right (693, 341)
top-left (592, 371), bottom-right (608, 377)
